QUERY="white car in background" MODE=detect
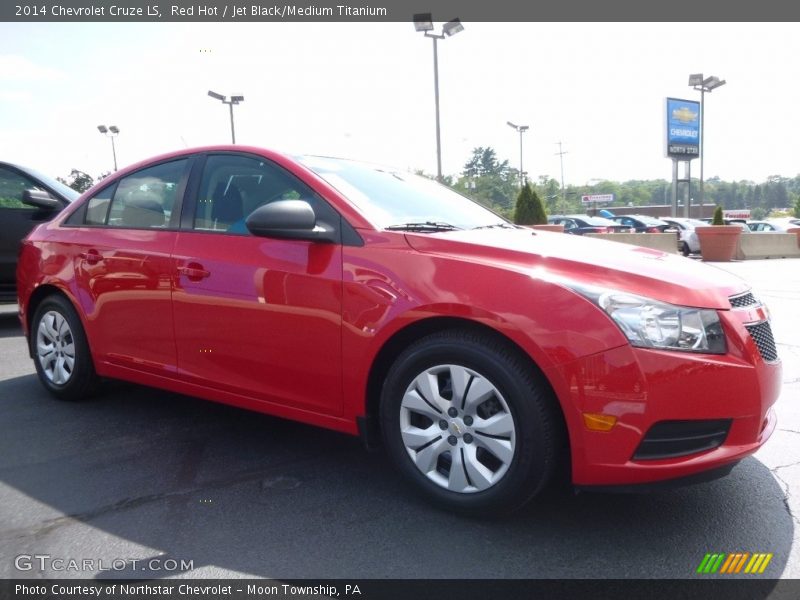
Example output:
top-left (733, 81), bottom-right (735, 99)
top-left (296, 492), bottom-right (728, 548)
top-left (659, 217), bottom-right (709, 256)
top-left (747, 219), bottom-right (800, 232)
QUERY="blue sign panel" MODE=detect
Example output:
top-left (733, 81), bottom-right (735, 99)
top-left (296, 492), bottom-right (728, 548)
top-left (665, 97), bottom-right (700, 159)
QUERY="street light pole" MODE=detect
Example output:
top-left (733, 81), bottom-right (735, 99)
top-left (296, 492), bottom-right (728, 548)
top-left (432, 36), bottom-right (442, 182)
top-left (507, 121), bottom-right (529, 187)
top-left (97, 125), bottom-right (120, 171)
top-left (414, 13), bottom-right (464, 182)
top-left (208, 90), bottom-right (245, 144)
top-left (688, 73), bottom-right (726, 212)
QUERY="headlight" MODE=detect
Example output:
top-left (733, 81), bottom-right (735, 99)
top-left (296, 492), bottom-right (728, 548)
top-left (570, 286), bottom-right (727, 354)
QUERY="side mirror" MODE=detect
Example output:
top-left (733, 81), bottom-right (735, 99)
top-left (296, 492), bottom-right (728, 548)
top-left (22, 189), bottom-right (61, 210)
top-left (245, 200), bottom-right (337, 243)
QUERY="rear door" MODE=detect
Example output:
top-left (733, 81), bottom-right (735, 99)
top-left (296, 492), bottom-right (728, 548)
top-left (66, 158), bottom-right (191, 376)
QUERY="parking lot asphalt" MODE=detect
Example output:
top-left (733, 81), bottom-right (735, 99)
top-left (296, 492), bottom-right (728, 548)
top-left (0, 258), bottom-right (798, 581)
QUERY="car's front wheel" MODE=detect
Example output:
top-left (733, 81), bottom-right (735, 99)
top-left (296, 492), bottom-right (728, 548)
top-left (380, 329), bottom-right (563, 516)
top-left (31, 295), bottom-right (98, 401)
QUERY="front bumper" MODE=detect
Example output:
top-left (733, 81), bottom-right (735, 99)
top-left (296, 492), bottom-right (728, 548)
top-left (546, 309), bottom-right (782, 487)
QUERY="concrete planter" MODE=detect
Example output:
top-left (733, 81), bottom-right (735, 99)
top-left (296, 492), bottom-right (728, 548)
top-left (788, 227), bottom-right (800, 248)
top-left (531, 224), bottom-right (565, 232)
top-left (695, 226), bottom-right (742, 262)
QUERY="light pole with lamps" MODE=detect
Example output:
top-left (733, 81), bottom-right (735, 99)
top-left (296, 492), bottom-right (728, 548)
top-left (97, 125), bottom-right (120, 171)
top-left (413, 13), bottom-right (464, 182)
top-left (208, 90), bottom-right (245, 144)
top-left (507, 121), bottom-right (529, 187)
top-left (688, 73), bottom-right (726, 212)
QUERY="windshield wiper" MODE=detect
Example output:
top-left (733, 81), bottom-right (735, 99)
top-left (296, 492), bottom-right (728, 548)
top-left (385, 221), bottom-right (462, 232)
top-left (471, 223), bottom-right (518, 230)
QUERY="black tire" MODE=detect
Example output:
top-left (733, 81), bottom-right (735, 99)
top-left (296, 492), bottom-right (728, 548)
top-left (379, 329), bottom-right (563, 516)
top-left (681, 242), bottom-right (691, 257)
top-left (30, 294), bottom-right (98, 401)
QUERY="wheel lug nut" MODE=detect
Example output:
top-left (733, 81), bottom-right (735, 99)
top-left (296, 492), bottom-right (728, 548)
top-left (463, 433), bottom-right (473, 444)
top-left (447, 435), bottom-right (458, 446)
top-left (439, 420), bottom-right (448, 430)
top-left (463, 416), bottom-right (473, 426)
top-left (447, 408), bottom-right (458, 417)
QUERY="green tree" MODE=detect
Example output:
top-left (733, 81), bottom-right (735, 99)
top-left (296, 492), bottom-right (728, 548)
top-left (57, 169), bottom-right (95, 193)
top-left (794, 196), bottom-right (800, 218)
top-left (463, 147), bottom-right (510, 178)
top-left (536, 176), bottom-right (561, 213)
top-left (514, 182), bottom-right (547, 225)
top-left (458, 146), bottom-right (517, 214)
top-left (712, 205), bottom-right (724, 225)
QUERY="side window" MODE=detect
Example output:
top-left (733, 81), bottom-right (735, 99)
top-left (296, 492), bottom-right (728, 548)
top-left (107, 160), bottom-right (187, 229)
top-left (193, 154), bottom-right (335, 235)
top-left (85, 185), bottom-right (115, 225)
top-left (0, 166), bottom-right (41, 209)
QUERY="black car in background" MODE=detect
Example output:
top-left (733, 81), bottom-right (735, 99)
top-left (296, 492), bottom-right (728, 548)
top-left (609, 214), bottom-right (678, 233)
top-left (548, 214), bottom-right (632, 235)
top-left (0, 161), bottom-right (78, 302)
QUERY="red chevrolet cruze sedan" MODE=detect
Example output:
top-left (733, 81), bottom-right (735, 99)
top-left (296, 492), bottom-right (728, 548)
top-left (16, 146), bottom-right (781, 514)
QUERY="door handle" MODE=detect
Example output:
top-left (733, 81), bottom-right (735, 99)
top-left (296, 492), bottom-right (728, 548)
top-left (80, 250), bottom-right (103, 265)
top-left (178, 263), bottom-right (211, 281)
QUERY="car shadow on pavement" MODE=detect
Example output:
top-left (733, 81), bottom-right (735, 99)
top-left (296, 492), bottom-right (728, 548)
top-left (0, 373), bottom-right (792, 583)
top-left (0, 309), bottom-right (23, 339)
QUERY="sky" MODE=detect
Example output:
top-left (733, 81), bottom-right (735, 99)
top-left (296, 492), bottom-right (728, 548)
top-left (1, 21), bottom-right (798, 186)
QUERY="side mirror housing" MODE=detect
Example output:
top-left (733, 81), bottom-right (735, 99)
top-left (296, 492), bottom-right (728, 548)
top-left (22, 189), bottom-right (60, 210)
top-left (245, 200), bottom-right (337, 243)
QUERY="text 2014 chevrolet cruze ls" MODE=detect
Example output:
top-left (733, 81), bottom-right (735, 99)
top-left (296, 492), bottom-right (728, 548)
top-left (16, 147), bottom-right (781, 514)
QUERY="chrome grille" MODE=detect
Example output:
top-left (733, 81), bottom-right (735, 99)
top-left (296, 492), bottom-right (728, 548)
top-left (745, 321), bottom-right (779, 363)
top-left (729, 292), bottom-right (756, 308)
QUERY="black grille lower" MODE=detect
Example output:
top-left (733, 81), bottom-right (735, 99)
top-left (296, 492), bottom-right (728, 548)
top-left (633, 419), bottom-right (732, 461)
top-left (729, 292), bottom-right (756, 308)
top-left (746, 321), bottom-right (779, 363)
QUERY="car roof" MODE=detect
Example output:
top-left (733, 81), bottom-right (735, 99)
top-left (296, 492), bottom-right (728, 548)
top-left (614, 214), bottom-right (668, 222)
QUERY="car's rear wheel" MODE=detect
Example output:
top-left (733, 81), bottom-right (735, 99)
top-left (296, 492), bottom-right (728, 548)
top-left (681, 241), bottom-right (691, 256)
top-left (380, 329), bottom-right (562, 516)
top-left (31, 295), bottom-right (98, 401)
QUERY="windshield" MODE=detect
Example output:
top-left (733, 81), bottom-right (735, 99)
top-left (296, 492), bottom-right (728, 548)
top-left (634, 215), bottom-right (669, 226)
top-left (22, 166), bottom-right (80, 202)
top-left (298, 156), bottom-right (509, 230)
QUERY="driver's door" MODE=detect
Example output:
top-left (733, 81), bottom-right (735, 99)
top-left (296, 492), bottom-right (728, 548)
top-left (172, 153), bottom-right (344, 415)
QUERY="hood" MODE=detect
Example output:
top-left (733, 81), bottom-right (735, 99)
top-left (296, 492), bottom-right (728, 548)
top-left (403, 228), bottom-right (748, 310)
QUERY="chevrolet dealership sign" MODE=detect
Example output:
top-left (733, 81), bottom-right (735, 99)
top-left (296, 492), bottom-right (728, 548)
top-left (665, 97), bottom-right (700, 159)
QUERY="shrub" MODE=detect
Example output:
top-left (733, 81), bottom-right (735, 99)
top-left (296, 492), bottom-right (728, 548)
top-left (514, 182), bottom-right (548, 225)
top-left (711, 205), bottom-right (725, 225)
